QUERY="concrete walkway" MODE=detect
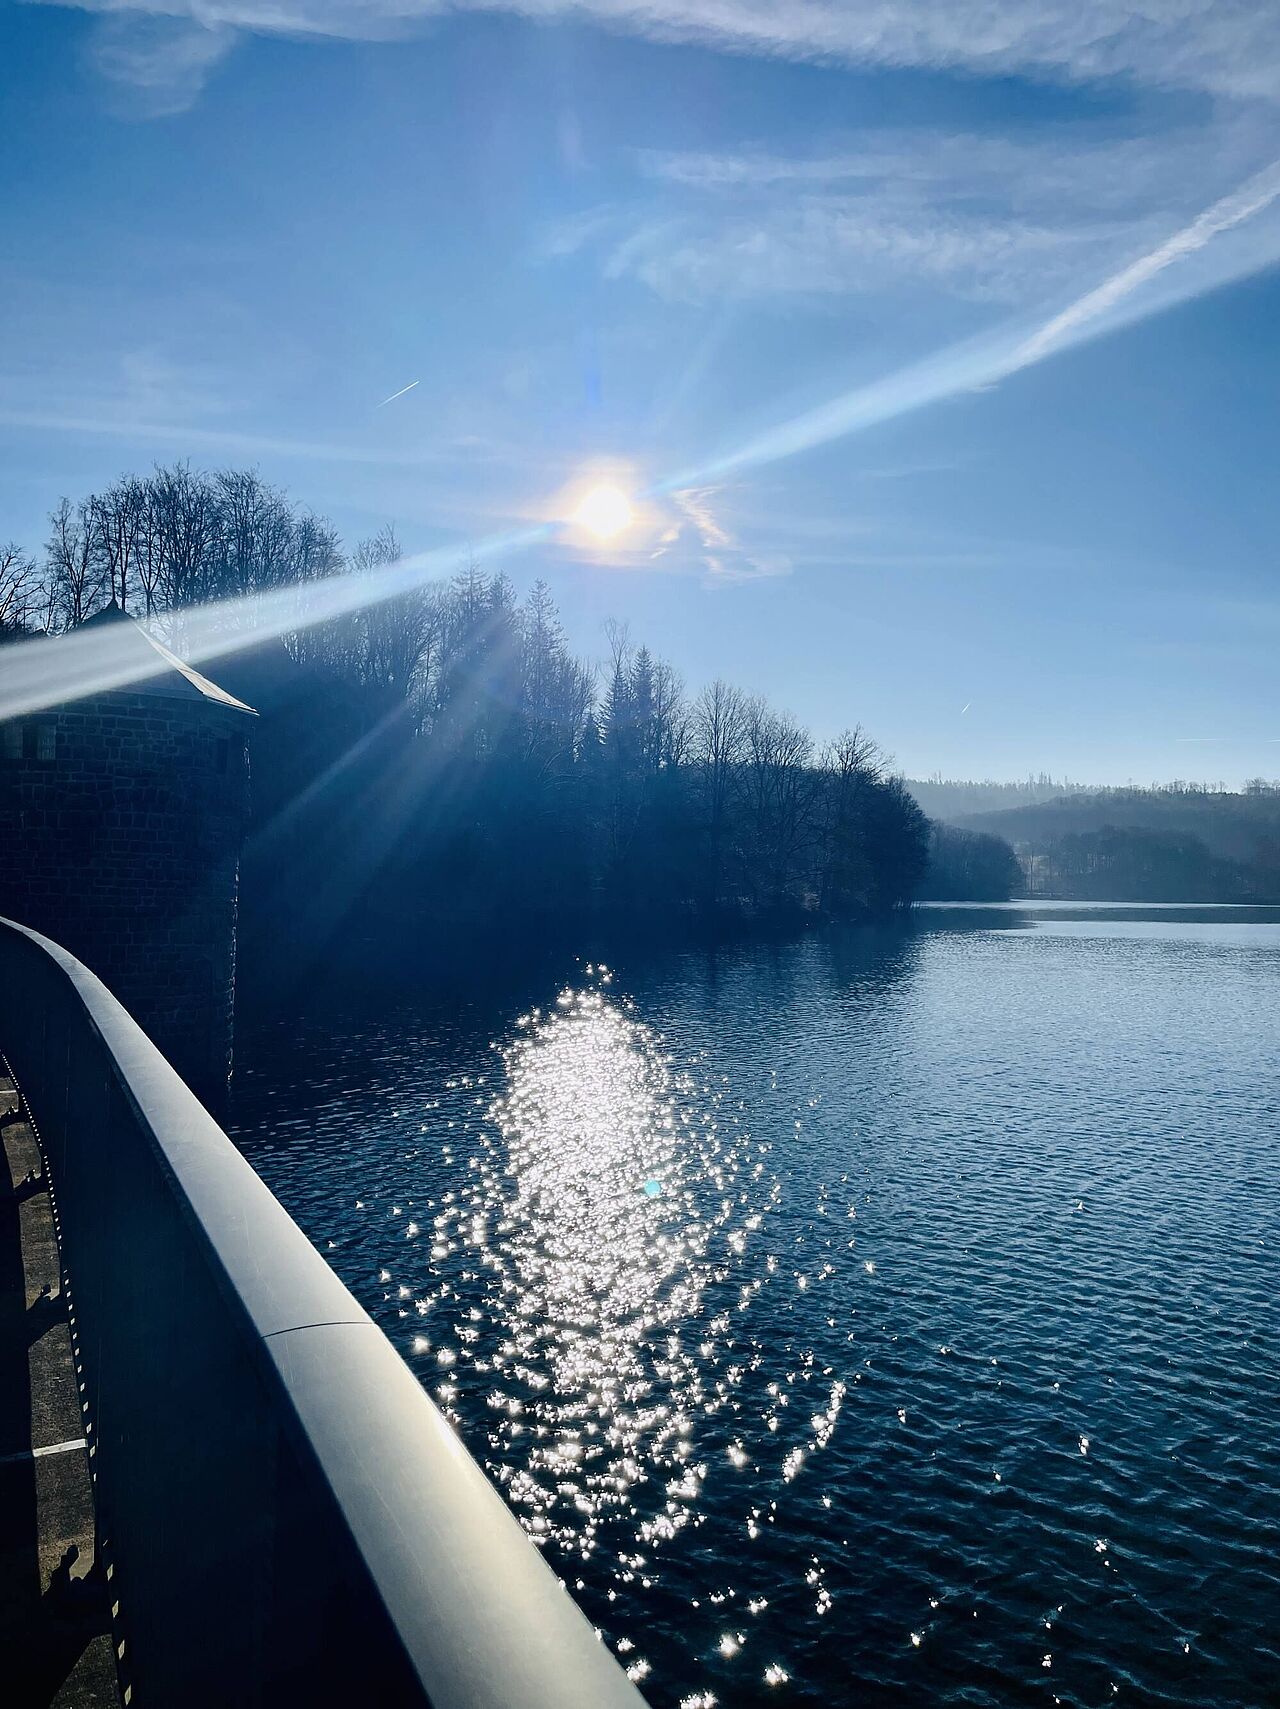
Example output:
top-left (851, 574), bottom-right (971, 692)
top-left (0, 1068), bottom-right (118, 1707)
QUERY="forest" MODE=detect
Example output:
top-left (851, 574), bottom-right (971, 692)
top-left (952, 785), bottom-right (1280, 903)
top-left (906, 774), bottom-right (1096, 819)
top-left (0, 464), bottom-right (1015, 965)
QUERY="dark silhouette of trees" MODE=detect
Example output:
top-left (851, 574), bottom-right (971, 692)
top-left (815, 727), bottom-right (883, 914)
top-left (690, 678), bottom-right (747, 912)
top-left (5, 463), bottom-right (935, 944)
top-left (919, 823), bottom-right (1023, 901)
top-left (950, 786), bottom-right (1280, 902)
top-left (45, 498), bottom-right (104, 629)
top-left (25, 465), bottom-right (342, 637)
top-left (0, 543), bottom-right (45, 640)
top-left (1028, 826), bottom-right (1255, 902)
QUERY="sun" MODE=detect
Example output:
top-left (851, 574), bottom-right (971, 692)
top-left (573, 483), bottom-right (634, 540)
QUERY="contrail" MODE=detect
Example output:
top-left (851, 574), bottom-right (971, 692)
top-left (1013, 160), bottom-right (1280, 368)
top-left (660, 159), bottom-right (1280, 489)
top-left (376, 380), bottom-right (420, 408)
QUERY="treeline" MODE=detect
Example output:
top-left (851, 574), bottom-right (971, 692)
top-left (1023, 826), bottom-right (1274, 903)
top-left (909, 775), bottom-right (1272, 824)
top-left (958, 787), bottom-right (1280, 903)
top-left (917, 823), bottom-right (1024, 901)
top-left (907, 773), bottom-right (1095, 820)
top-left (2, 465), bottom-right (959, 947)
top-left (228, 567), bottom-right (933, 942)
top-left (0, 465), bottom-right (341, 633)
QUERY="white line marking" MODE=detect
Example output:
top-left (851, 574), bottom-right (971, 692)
top-left (0, 1437), bottom-right (87, 1467)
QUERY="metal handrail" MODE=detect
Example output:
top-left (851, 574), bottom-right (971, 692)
top-left (0, 916), bottom-right (646, 1709)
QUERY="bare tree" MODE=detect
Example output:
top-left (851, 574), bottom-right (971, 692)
top-left (816, 725), bottom-right (884, 913)
top-left (692, 678), bottom-right (747, 907)
top-left (738, 699), bottom-right (815, 908)
top-left (150, 462), bottom-right (219, 610)
top-left (346, 526), bottom-right (440, 702)
top-left (89, 477), bottom-right (146, 612)
top-left (0, 542), bottom-right (46, 637)
top-left (45, 498), bottom-right (105, 628)
top-left (651, 658), bottom-right (689, 769)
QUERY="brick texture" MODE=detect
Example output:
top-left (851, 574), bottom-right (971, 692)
top-left (0, 692), bottom-right (250, 1110)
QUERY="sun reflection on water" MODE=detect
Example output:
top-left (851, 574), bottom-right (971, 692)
top-left (371, 970), bottom-right (885, 1700)
top-left (442, 977), bottom-right (778, 1560)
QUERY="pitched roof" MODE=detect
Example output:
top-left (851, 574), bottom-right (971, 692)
top-left (78, 605), bottom-right (256, 715)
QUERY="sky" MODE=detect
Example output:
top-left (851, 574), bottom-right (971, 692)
top-left (2, 0), bottom-right (1280, 785)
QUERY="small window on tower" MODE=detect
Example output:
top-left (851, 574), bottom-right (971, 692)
top-left (36, 724), bottom-right (57, 762)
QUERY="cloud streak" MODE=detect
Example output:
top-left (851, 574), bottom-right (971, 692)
top-left (0, 404), bottom-right (479, 468)
top-left (657, 486), bottom-right (791, 583)
top-left (39, 0), bottom-right (1280, 113)
top-left (548, 121), bottom-right (1277, 309)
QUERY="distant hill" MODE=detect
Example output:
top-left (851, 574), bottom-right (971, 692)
top-left (906, 775), bottom-right (1095, 819)
top-left (951, 784), bottom-right (1280, 902)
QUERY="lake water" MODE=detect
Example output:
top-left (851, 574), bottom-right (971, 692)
top-left (230, 904), bottom-right (1280, 1708)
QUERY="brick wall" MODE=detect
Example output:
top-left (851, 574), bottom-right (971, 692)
top-left (0, 692), bottom-right (251, 1109)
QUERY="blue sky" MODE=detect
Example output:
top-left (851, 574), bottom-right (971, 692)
top-left (3, 0), bottom-right (1280, 783)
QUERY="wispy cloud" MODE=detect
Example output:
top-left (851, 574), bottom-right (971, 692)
top-left (552, 122), bottom-right (1275, 308)
top-left (85, 13), bottom-right (236, 116)
top-left (636, 128), bottom-right (1238, 205)
top-left (596, 203), bottom-right (1108, 306)
top-left (0, 403), bottom-right (497, 469)
top-left (654, 485), bottom-right (791, 583)
top-left (702, 551), bottom-right (792, 585)
top-left (674, 486), bottom-right (732, 551)
top-left (39, 0), bottom-right (1280, 111)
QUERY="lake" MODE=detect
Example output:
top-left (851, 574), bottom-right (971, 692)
top-left (230, 903), bottom-right (1280, 1708)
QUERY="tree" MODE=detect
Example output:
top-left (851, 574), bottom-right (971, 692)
top-left (738, 698), bottom-right (815, 910)
top-left (89, 476), bottom-right (146, 612)
top-left (0, 542), bottom-right (45, 639)
top-left (149, 462), bottom-right (218, 610)
top-left (691, 678), bottom-right (748, 910)
top-left (864, 776), bottom-right (931, 910)
top-left (816, 726), bottom-right (883, 915)
top-left (342, 527), bottom-right (439, 704)
top-left (45, 497), bottom-right (105, 628)
top-left (919, 823), bottom-right (1023, 901)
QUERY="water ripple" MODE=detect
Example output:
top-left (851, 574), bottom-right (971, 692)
top-left (232, 911), bottom-right (1280, 1708)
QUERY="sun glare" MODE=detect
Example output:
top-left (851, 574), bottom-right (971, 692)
top-left (573, 483), bottom-right (633, 540)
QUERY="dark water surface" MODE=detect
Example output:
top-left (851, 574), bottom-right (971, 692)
top-left (230, 905), bottom-right (1280, 1708)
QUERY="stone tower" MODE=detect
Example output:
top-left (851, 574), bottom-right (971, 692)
top-left (0, 606), bottom-right (255, 1109)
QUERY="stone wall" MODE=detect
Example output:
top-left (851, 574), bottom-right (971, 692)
top-left (0, 692), bottom-right (250, 1108)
